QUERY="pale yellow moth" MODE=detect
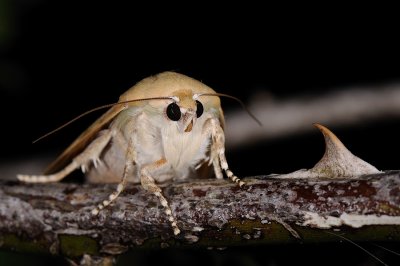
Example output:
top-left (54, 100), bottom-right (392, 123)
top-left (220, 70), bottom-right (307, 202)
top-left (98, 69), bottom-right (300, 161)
top-left (18, 71), bottom-right (249, 235)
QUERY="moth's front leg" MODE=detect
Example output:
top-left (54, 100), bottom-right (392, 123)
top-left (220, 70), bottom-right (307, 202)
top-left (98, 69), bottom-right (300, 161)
top-left (140, 159), bottom-right (181, 235)
top-left (91, 118), bottom-right (138, 215)
top-left (204, 118), bottom-right (245, 187)
top-left (17, 129), bottom-right (114, 183)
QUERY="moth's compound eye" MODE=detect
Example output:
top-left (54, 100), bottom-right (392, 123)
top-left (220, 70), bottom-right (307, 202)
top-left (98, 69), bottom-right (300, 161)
top-left (196, 100), bottom-right (204, 118)
top-left (166, 102), bottom-right (181, 121)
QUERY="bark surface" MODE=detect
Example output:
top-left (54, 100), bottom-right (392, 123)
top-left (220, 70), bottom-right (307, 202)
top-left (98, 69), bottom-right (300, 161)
top-left (0, 171), bottom-right (399, 259)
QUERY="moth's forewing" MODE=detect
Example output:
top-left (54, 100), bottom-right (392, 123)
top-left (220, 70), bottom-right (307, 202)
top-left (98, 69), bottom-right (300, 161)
top-left (44, 104), bottom-right (126, 174)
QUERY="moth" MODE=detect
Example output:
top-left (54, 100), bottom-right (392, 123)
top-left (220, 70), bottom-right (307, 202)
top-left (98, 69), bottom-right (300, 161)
top-left (18, 71), bottom-right (252, 235)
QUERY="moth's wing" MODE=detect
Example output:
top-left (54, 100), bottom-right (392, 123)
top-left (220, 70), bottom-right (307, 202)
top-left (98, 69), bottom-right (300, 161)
top-left (44, 104), bottom-right (125, 174)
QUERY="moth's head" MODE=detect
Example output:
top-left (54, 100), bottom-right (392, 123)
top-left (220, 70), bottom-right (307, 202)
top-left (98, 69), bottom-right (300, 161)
top-left (121, 72), bottom-right (223, 133)
top-left (163, 89), bottom-right (207, 133)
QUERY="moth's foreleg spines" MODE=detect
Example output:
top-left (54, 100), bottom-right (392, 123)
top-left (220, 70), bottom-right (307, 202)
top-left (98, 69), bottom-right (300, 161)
top-left (18, 130), bottom-right (113, 184)
top-left (92, 157), bottom-right (102, 168)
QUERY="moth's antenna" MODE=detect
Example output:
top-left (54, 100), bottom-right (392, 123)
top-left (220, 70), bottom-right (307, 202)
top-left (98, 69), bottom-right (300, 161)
top-left (32, 97), bottom-right (175, 143)
top-left (324, 231), bottom-right (388, 266)
top-left (198, 93), bottom-right (262, 126)
top-left (371, 243), bottom-right (400, 256)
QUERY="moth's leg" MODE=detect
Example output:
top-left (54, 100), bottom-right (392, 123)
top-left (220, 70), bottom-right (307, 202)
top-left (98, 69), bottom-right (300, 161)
top-left (207, 139), bottom-right (223, 179)
top-left (205, 119), bottom-right (245, 187)
top-left (91, 121), bottom-right (137, 215)
top-left (212, 155), bottom-right (223, 179)
top-left (141, 159), bottom-right (180, 235)
top-left (17, 130), bottom-right (114, 183)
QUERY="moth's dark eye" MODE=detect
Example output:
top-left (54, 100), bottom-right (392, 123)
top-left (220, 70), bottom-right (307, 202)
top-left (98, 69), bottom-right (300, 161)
top-left (196, 100), bottom-right (204, 118)
top-left (166, 102), bottom-right (181, 121)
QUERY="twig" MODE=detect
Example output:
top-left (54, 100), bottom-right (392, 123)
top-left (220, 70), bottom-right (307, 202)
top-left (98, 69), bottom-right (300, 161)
top-left (1, 171), bottom-right (399, 260)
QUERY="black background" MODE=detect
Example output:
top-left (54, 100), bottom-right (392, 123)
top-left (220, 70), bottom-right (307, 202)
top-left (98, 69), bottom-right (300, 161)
top-left (0, 1), bottom-right (399, 265)
top-left (1, 2), bottom-right (400, 171)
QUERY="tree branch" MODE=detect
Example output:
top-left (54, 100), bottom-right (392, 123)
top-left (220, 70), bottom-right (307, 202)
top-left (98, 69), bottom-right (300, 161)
top-left (1, 171), bottom-right (399, 259)
top-left (225, 85), bottom-right (400, 147)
